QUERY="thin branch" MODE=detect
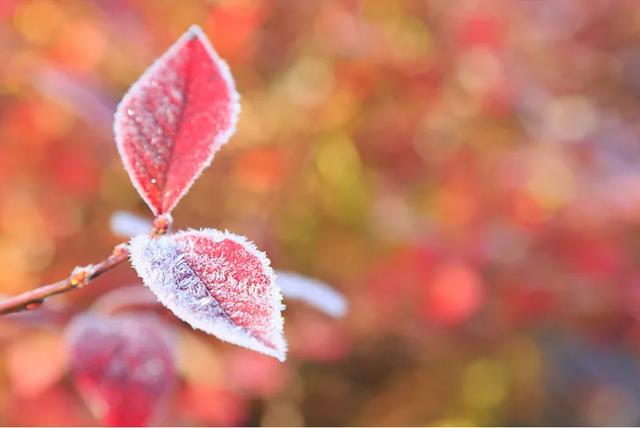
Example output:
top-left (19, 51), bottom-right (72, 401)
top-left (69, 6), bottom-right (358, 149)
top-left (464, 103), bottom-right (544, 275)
top-left (0, 215), bottom-right (170, 316)
top-left (0, 243), bottom-right (130, 316)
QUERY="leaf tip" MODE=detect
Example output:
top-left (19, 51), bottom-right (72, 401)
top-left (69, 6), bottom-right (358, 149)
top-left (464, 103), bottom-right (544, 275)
top-left (186, 24), bottom-right (205, 40)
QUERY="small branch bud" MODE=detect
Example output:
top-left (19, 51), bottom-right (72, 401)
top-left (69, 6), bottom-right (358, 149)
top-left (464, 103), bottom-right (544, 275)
top-left (70, 267), bottom-right (93, 288)
top-left (151, 214), bottom-right (173, 237)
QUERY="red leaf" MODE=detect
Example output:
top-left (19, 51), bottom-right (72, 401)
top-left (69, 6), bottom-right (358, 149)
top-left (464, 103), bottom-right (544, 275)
top-left (66, 312), bottom-right (177, 426)
top-left (128, 229), bottom-right (287, 361)
top-left (114, 25), bottom-right (240, 216)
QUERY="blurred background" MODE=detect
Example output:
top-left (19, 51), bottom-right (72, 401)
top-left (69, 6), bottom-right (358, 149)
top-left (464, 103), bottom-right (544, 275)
top-left (2, 0), bottom-right (640, 425)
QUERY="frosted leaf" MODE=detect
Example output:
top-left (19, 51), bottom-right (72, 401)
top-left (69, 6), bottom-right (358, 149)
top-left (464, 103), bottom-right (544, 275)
top-left (65, 312), bottom-right (176, 426)
top-left (114, 25), bottom-right (240, 216)
top-left (129, 229), bottom-right (286, 361)
top-left (276, 271), bottom-right (348, 318)
top-left (110, 210), bottom-right (153, 238)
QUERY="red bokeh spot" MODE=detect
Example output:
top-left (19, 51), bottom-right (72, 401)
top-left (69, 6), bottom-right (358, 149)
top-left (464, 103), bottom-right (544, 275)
top-left (422, 262), bottom-right (484, 326)
top-left (457, 12), bottom-right (505, 50)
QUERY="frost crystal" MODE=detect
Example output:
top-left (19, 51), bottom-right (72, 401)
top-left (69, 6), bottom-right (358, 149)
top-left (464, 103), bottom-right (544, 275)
top-left (114, 25), bottom-right (240, 216)
top-left (276, 271), bottom-right (348, 318)
top-left (129, 229), bottom-right (286, 361)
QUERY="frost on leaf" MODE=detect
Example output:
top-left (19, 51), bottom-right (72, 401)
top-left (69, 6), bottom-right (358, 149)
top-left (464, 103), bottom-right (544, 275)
top-left (114, 25), bottom-right (240, 216)
top-left (129, 229), bottom-right (287, 361)
top-left (66, 312), bottom-right (176, 426)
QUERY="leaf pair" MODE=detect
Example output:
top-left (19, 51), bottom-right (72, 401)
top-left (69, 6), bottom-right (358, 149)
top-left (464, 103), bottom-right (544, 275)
top-left (114, 26), bottom-right (286, 361)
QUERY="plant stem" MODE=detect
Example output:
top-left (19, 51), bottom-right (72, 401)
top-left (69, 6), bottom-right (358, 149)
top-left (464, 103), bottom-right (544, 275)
top-left (0, 243), bottom-right (130, 316)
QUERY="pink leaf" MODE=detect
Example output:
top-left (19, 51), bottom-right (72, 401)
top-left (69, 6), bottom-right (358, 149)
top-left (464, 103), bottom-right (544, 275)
top-left (114, 25), bottom-right (240, 216)
top-left (129, 229), bottom-right (287, 361)
top-left (66, 312), bottom-right (177, 426)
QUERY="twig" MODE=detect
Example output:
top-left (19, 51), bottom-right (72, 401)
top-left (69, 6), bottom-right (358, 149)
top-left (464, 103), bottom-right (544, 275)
top-left (0, 243), bottom-right (130, 316)
top-left (0, 214), bottom-right (170, 316)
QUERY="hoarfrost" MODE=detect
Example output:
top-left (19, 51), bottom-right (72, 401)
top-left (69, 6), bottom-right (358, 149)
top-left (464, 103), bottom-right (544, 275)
top-left (129, 229), bottom-right (286, 361)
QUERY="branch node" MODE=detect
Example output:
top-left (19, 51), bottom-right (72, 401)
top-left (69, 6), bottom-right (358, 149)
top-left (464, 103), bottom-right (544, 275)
top-left (151, 214), bottom-right (173, 237)
top-left (70, 266), bottom-right (94, 288)
top-left (0, 242), bottom-right (129, 316)
top-left (113, 243), bottom-right (129, 257)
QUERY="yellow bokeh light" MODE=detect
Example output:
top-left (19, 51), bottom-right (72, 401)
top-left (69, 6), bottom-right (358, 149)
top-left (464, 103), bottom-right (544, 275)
top-left (461, 358), bottom-right (510, 410)
top-left (14, 0), bottom-right (66, 46)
